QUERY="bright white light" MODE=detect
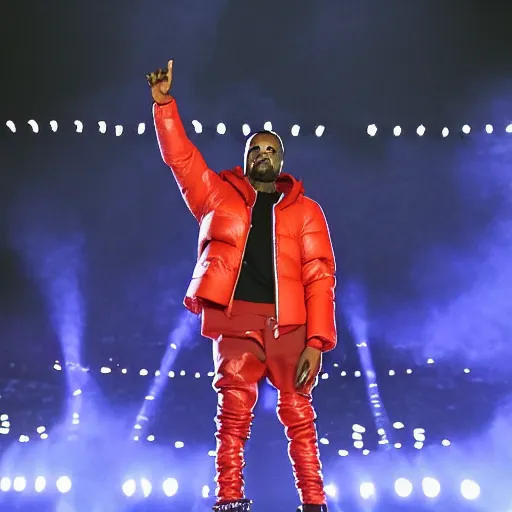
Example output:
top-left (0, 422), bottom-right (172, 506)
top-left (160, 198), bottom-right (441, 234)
top-left (485, 124), bottom-right (493, 134)
top-left (338, 450), bottom-right (348, 457)
top-left (56, 476), bottom-right (72, 494)
top-left (461, 479), bottom-right (480, 500)
top-left (163, 478), bottom-right (179, 497)
top-left (263, 121), bottom-right (272, 131)
top-left (101, 367), bottom-right (111, 374)
top-left (427, 358), bottom-right (434, 364)
top-left (208, 450), bottom-right (216, 457)
top-left (73, 389), bottom-right (82, 396)
top-left (367, 124), bottom-right (377, 137)
top-left (406, 369), bottom-right (412, 374)
top-left (140, 478), bottom-right (152, 497)
top-left (122, 479), bottom-right (136, 497)
top-left (352, 432), bottom-right (363, 440)
top-left (422, 477), bottom-right (440, 498)
top-left (50, 120), bottom-right (58, 132)
top-left (393, 126), bottom-right (402, 136)
top-left (195, 372), bottom-right (201, 378)
top-left (35, 476), bottom-right (46, 492)
top-left (138, 123), bottom-right (146, 135)
top-left (192, 120), bottom-right (203, 134)
top-left (442, 127), bottom-right (449, 137)
top-left (354, 441), bottom-right (364, 449)
top-left (413, 428), bottom-right (425, 434)
top-left (217, 123), bottom-right (226, 135)
top-left (175, 441), bottom-right (184, 448)
top-left (394, 443), bottom-right (402, 449)
top-left (506, 124), bottom-right (512, 133)
top-left (354, 371), bottom-right (361, 377)
top-left (464, 368), bottom-right (470, 374)
top-left (53, 363), bottom-right (62, 371)
top-left (28, 120), bottom-right (39, 133)
top-left (0, 477), bottom-right (12, 491)
top-left (393, 421), bottom-right (404, 429)
top-left (1, 414), bottom-right (8, 421)
top-left (360, 482), bottom-right (375, 499)
top-left (121, 368), bottom-right (127, 374)
top-left (98, 121), bottom-right (107, 134)
top-left (134, 424), bottom-right (142, 430)
top-left (202, 485), bottom-right (210, 498)
top-left (389, 370), bottom-right (395, 376)
top-left (352, 424), bottom-right (366, 433)
top-left (414, 441), bottom-right (424, 449)
top-left (341, 371), bottom-right (347, 376)
top-left (242, 124), bottom-right (251, 136)
top-left (291, 125), bottom-right (300, 136)
top-left (180, 370), bottom-right (186, 376)
top-left (6, 120), bottom-right (16, 133)
top-left (13, 477), bottom-right (26, 492)
top-left (362, 449), bottom-right (370, 455)
top-left (462, 124), bottom-right (471, 134)
top-left (145, 395), bottom-right (154, 401)
top-left (442, 439), bottom-right (451, 446)
top-left (315, 125), bottom-right (325, 137)
top-left (147, 435), bottom-right (155, 442)
top-left (40, 433), bottom-right (48, 439)
top-left (140, 369), bottom-right (148, 376)
top-left (74, 120), bottom-right (83, 133)
top-left (115, 125), bottom-right (123, 136)
top-left (168, 371), bottom-right (175, 378)
top-left (324, 484), bottom-right (337, 497)
top-left (395, 478), bottom-right (413, 498)
top-left (321, 373), bottom-right (329, 380)
top-left (36, 426), bottom-right (46, 434)
top-left (417, 125), bottom-right (425, 136)
top-left (377, 428), bottom-right (385, 436)
top-left (19, 435), bottom-right (29, 443)
top-left (319, 437), bottom-right (329, 445)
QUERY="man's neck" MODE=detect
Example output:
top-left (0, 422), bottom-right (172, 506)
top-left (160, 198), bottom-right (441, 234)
top-left (248, 178), bottom-right (277, 193)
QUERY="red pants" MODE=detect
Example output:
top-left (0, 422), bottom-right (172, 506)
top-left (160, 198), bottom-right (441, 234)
top-left (202, 300), bottom-right (326, 505)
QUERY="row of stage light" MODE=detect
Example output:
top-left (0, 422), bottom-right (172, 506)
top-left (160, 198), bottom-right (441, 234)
top-left (50, 359), bottom-right (473, 378)
top-left (0, 476), bottom-right (482, 501)
top-left (0, 413), bottom-right (453, 454)
top-left (5, 120), bottom-right (512, 137)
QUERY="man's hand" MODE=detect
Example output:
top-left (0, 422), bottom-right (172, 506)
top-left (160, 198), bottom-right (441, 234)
top-left (146, 59), bottom-right (174, 105)
top-left (295, 345), bottom-right (322, 391)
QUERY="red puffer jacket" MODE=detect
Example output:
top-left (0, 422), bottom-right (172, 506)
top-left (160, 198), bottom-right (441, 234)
top-left (153, 100), bottom-right (337, 352)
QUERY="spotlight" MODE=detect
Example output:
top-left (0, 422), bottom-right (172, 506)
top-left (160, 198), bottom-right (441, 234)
top-left (291, 124), bottom-right (300, 136)
top-left (394, 478), bottom-right (413, 498)
top-left (192, 120), bottom-right (203, 134)
top-left (506, 124), bottom-right (512, 133)
top-left (485, 124), bottom-right (493, 134)
top-left (367, 124), bottom-right (377, 137)
top-left (352, 424), bottom-right (366, 433)
top-left (393, 126), bottom-right (401, 136)
top-left (34, 476), bottom-right (46, 492)
top-left (163, 478), bottom-right (179, 497)
top-left (6, 120), bottom-right (16, 133)
top-left (422, 477), bottom-right (440, 498)
top-left (74, 120), bottom-right (83, 133)
top-left (98, 121), bottom-right (107, 134)
top-left (13, 477), bottom-right (26, 492)
top-left (263, 121), bottom-right (272, 131)
top-left (140, 478), bottom-right (152, 498)
top-left (50, 120), bottom-right (58, 132)
top-left (56, 476), bottom-right (72, 494)
top-left (338, 450), bottom-right (349, 457)
top-left (216, 123), bottom-right (226, 135)
top-left (0, 477), bottom-right (11, 491)
top-left (202, 485), bottom-right (210, 498)
top-left (115, 125), bottom-right (123, 137)
top-left (138, 123), bottom-right (146, 135)
top-left (460, 479), bottom-right (480, 500)
top-left (242, 124), bottom-right (251, 136)
top-left (417, 125), bottom-right (425, 136)
top-left (442, 127), bottom-right (449, 137)
top-left (140, 369), bottom-right (148, 376)
top-left (315, 125), bottom-right (325, 137)
top-left (122, 479), bottom-right (136, 497)
top-left (360, 482), bottom-right (375, 499)
top-left (324, 484), bottom-right (337, 498)
top-left (175, 441), bottom-right (184, 448)
top-left (462, 124), bottom-right (471, 134)
top-left (28, 120), bottom-right (39, 133)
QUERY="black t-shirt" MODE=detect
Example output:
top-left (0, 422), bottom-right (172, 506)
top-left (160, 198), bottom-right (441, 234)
top-left (233, 191), bottom-right (281, 303)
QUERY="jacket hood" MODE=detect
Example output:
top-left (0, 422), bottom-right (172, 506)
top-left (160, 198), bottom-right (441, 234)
top-left (219, 166), bottom-right (304, 209)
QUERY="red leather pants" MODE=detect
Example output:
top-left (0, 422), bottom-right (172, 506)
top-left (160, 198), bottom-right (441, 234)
top-left (202, 300), bottom-right (326, 505)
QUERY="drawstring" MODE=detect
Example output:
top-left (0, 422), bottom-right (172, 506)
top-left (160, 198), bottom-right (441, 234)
top-left (268, 317), bottom-right (280, 339)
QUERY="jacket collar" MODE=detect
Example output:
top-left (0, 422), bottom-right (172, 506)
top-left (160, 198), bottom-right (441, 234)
top-left (219, 166), bottom-right (304, 209)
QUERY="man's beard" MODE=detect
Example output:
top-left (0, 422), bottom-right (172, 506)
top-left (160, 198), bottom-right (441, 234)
top-left (249, 161), bottom-right (278, 182)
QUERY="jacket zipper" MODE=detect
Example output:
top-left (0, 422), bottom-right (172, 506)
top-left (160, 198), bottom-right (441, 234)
top-left (271, 194), bottom-right (284, 336)
top-left (226, 203), bottom-right (254, 317)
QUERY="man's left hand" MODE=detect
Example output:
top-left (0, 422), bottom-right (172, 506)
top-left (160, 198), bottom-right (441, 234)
top-left (295, 346), bottom-right (322, 391)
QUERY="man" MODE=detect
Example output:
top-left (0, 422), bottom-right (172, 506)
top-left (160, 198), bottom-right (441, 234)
top-left (147, 60), bottom-right (336, 512)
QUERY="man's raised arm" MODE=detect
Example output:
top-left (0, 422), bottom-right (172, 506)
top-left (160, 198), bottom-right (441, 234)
top-left (148, 60), bottom-right (221, 221)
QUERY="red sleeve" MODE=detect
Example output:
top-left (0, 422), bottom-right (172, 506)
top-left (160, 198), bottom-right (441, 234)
top-left (301, 199), bottom-right (337, 352)
top-left (153, 100), bottom-right (222, 221)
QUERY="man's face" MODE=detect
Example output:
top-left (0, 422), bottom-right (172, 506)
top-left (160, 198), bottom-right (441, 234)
top-left (245, 133), bottom-right (283, 183)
